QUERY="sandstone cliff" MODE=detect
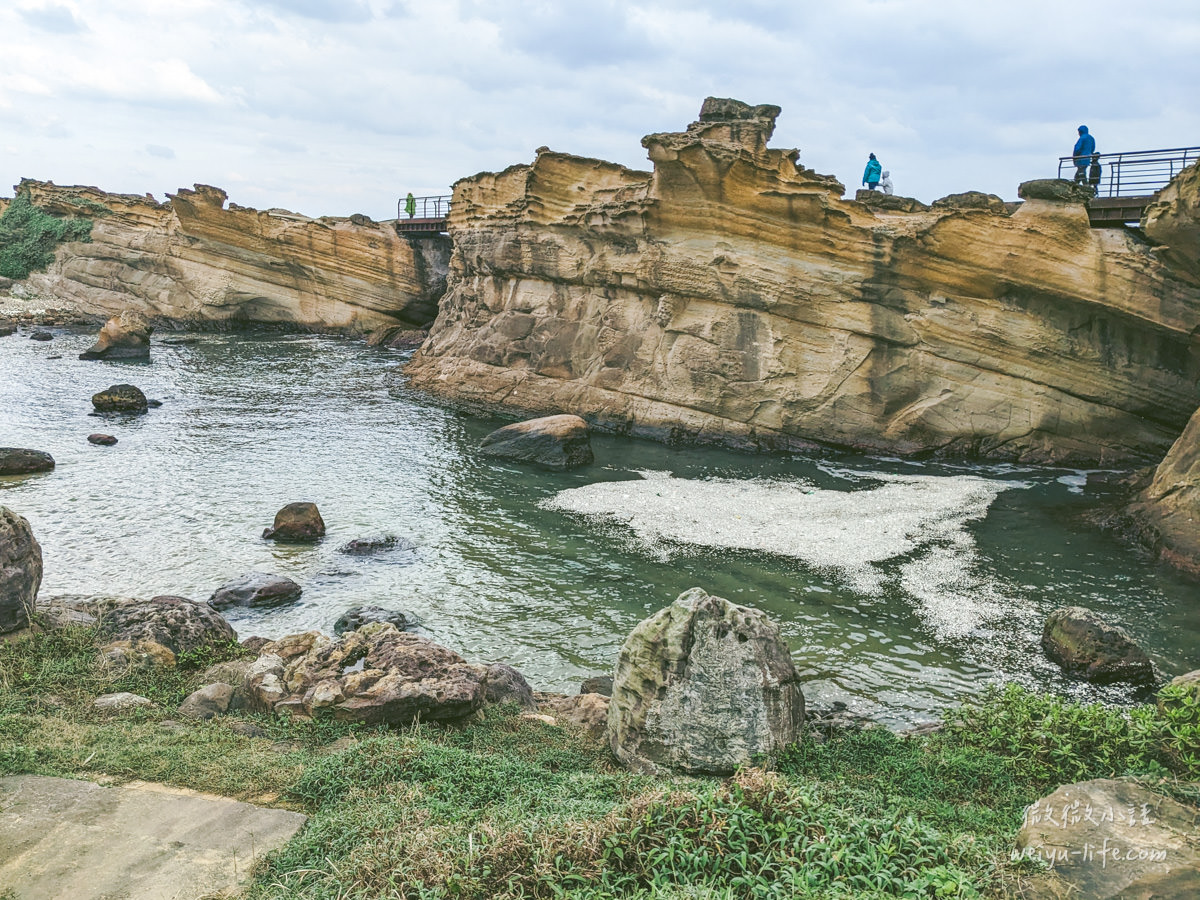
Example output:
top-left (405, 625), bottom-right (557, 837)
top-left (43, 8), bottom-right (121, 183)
top-left (7, 180), bottom-right (447, 332)
top-left (405, 99), bottom-right (1200, 466)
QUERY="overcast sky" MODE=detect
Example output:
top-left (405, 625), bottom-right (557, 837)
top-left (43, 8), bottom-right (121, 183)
top-left (2, 0), bottom-right (1197, 221)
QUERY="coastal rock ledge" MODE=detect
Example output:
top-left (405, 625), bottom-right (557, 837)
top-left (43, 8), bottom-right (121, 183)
top-left (405, 98), bottom-right (1200, 466)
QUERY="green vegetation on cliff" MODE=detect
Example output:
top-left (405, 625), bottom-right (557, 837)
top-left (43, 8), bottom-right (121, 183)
top-left (1, 627), bottom-right (1195, 899)
top-left (0, 190), bottom-right (93, 279)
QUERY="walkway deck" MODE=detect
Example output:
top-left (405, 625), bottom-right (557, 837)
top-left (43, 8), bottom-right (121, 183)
top-left (395, 194), bottom-right (451, 235)
top-left (1057, 146), bottom-right (1198, 226)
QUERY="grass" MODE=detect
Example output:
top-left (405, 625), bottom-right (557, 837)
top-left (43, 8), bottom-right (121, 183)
top-left (0, 189), bottom-right (93, 279)
top-left (1, 625), bottom-right (1194, 898)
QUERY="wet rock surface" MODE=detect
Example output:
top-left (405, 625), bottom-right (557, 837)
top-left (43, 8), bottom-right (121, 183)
top-left (91, 383), bottom-right (148, 413)
top-left (338, 535), bottom-right (415, 555)
top-left (608, 587), bottom-right (805, 775)
top-left (209, 573), bottom-right (303, 609)
top-left (1042, 606), bottom-right (1156, 685)
top-left (262, 501), bottom-right (325, 542)
top-left (0, 448), bottom-right (55, 475)
top-left (480, 414), bottom-right (594, 469)
top-left (332, 604), bottom-right (419, 635)
top-left (0, 507), bottom-right (43, 633)
top-left (87, 433), bottom-right (118, 446)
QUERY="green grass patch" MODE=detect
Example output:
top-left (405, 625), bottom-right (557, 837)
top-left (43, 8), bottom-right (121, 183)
top-left (1, 627), bottom-right (1193, 899)
top-left (0, 189), bottom-right (93, 279)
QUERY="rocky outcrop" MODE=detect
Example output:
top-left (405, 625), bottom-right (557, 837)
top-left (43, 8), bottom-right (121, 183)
top-left (406, 98), bottom-right (1200, 466)
top-left (1125, 402), bottom-right (1200, 576)
top-left (1143, 159), bottom-right (1200, 282)
top-left (0, 507), bottom-right (42, 633)
top-left (91, 384), bottom-right (147, 413)
top-left (262, 502), bottom-right (325, 542)
top-left (0, 449), bottom-right (55, 475)
top-left (209, 573), bottom-right (302, 609)
top-left (1014, 779), bottom-right (1200, 899)
top-left (480, 414), bottom-right (594, 468)
top-left (1041, 606), bottom-right (1156, 685)
top-left (88, 595), bottom-right (237, 655)
top-left (607, 587), bottom-right (805, 775)
top-left (78, 310), bottom-right (151, 360)
top-left (12, 180), bottom-right (449, 333)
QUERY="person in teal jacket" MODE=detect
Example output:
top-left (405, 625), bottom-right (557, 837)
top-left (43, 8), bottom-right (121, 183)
top-left (1072, 126), bottom-right (1096, 183)
top-left (862, 153), bottom-right (882, 190)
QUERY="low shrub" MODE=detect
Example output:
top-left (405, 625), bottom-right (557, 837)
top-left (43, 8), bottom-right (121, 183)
top-left (0, 189), bottom-right (93, 279)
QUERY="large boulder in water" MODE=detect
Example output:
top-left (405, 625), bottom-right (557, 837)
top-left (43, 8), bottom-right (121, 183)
top-left (0, 507), bottom-right (43, 633)
top-left (480, 414), bottom-right (594, 469)
top-left (92, 384), bottom-right (148, 413)
top-left (1041, 606), bottom-right (1155, 685)
top-left (262, 502), bottom-right (325, 542)
top-left (248, 624), bottom-right (488, 724)
top-left (0, 448), bottom-right (55, 476)
top-left (209, 573), bottom-right (302, 609)
top-left (607, 587), bottom-right (805, 775)
top-left (78, 311), bottom-right (152, 360)
top-left (1014, 779), bottom-right (1200, 899)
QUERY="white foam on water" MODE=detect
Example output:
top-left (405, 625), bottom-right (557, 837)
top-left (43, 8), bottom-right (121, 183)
top-left (541, 469), bottom-right (1024, 640)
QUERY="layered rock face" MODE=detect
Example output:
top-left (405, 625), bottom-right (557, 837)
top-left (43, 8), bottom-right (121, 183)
top-left (406, 98), bottom-right (1200, 465)
top-left (14, 180), bottom-right (448, 332)
top-left (1126, 403), bottom-right (1200, 575)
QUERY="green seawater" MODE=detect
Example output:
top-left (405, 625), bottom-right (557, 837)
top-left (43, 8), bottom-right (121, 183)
top-left (2, 329), bottom-right (1197, 725)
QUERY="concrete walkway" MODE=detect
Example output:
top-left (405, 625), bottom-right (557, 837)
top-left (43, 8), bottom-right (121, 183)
top-left (0, 775), bottom-right (307, 899)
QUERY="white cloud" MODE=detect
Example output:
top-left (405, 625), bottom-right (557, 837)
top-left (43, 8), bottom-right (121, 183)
top-left (0, 0), bottom-right (1196, 219)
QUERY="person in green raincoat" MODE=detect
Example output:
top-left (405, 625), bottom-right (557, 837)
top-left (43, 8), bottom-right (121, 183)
top-left (404, 192), bottom-right (416, 218)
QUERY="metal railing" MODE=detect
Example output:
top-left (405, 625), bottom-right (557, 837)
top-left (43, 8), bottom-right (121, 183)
top-left (397, 194), bottom-right (451, 220)
top-left (1057, 146), bottom-right (1200, 198)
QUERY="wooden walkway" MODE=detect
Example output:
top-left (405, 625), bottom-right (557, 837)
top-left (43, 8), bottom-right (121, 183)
top-left (1056, 146), bottom-right (1198, 226)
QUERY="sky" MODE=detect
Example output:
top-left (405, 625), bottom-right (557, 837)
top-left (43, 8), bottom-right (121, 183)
top-left (1, 0), bottom-right (1197, 221)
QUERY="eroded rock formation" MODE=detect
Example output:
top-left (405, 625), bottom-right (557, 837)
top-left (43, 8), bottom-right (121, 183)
top-left (11, 180), bottom-right (448, 333)
top-left (406, 98), bottom-right (1200, 465)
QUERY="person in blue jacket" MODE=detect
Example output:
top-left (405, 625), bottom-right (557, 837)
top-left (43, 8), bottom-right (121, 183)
top-left (1072, 126), bottom-right (1096, 183)
top-left (862, 153), bottom-right (882, 191)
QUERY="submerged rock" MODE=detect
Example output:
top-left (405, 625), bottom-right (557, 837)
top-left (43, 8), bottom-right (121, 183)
top-left (262, 502), bottom-right (325, 542)
top-left (607, 587), bottom-right (805, 775)
top-left (0, 507), bottom-right (43, 634)
top-left (78, 310), bottom-right (152, 360)
top-left (1014, 779), bottom-right (1200, 899)
top-left (332, 605), bottom-right (419, 635)
top-left (1041, 606), bottom-right (1155, 685)
top-left (480, 414), bottom-right (594, 469)
top-left (29, 330), bottom-right (53, 341)
top-left (338, 535), bottom-right (415, 555)
top-left (91, 383), bottom-right (148, 413)
top-left (0, 448), bottom-right (55, 475)
top-left (209, 573), bottom-right (303, 609)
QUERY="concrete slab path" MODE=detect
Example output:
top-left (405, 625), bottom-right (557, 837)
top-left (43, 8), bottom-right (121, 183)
top-left (0, 775), bottom-right (307, 899)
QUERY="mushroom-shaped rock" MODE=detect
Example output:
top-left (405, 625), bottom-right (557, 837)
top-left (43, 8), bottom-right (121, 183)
top-left (209, 573), bottom-right (302, 609)
top-left (87, 433), bottom-right (118, 446)
top-left (253, 624), bottom-right (488, 725)
top-left (1017, 179), bottom-right (1095, 203)
top-left (0, 507), bottom-right (43, 633)
top-left (332, 604), bottom-right (419, 635)
top-left (92, 383), bottom-right (148, 413)
top-left (89, 595), bottom-right (237, 655)
top-left (0, 448), bottom-right (55, 476)
top-left (1014, 779), bottom-right (1200, 899)
top-left (1041, 606), bottom-right (1155, 685)
top-left (262, 502), bottom-right (325, 542)
top-left (78, 311), bottom-right (152, 360)
top-left (480, 414), bottom-right (594, 469)
top-left (607, 587), bottom-right (804, 775)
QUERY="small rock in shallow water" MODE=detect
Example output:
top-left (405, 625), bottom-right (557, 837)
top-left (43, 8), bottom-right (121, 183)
top-left (338, 535), bottom-right (415, 555)
top-left (0, 448), bottom-right (55, 476)
top-left (29, 330), bottom-right (53, 341)
top-left (332, 604), bottom-right (419, 635)
top-left (480, 414), bottom-right (594, 469)
top-left (79, 310), bottom-right (152, 360)
top-left (210, 573), bottom-right (303, 609)
top-left (92, 384), bottom-right (148, 413)
top-left (87, 433), bottom-right (118, 446)
top-left (1041, 606), bottom-right (1156, 685)
top-left (262, 502), bottom-right (325, 542)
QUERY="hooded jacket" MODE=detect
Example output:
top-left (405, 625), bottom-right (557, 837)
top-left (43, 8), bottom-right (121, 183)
top-left (863, 158), bottom-right (882, 185)
top-left (1073, 126), bottom-right (1096, 165)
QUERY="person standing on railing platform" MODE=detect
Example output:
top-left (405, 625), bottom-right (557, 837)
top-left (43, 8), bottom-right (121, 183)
top-left (1088, 153), bottom-right (1102, 190)
top-left (405, 192), bottom-right (416, 218)
top-left (1072, 126), bottom-right (1096, 183)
